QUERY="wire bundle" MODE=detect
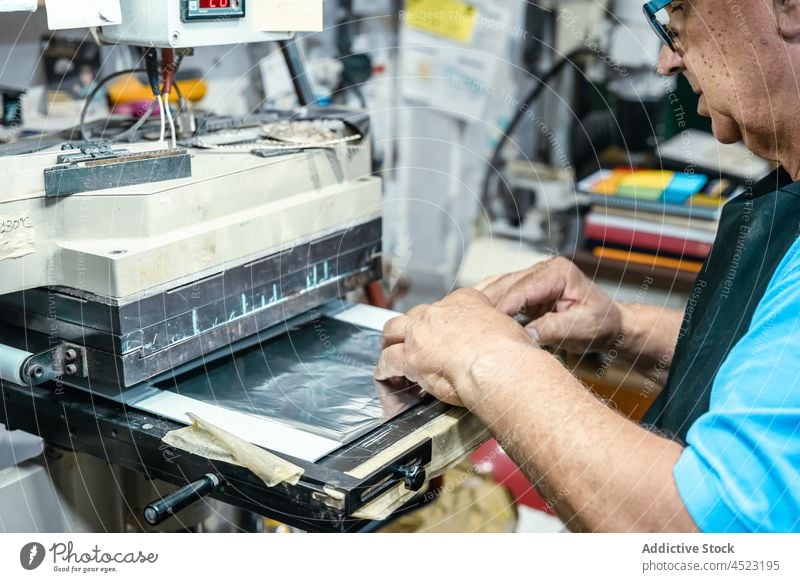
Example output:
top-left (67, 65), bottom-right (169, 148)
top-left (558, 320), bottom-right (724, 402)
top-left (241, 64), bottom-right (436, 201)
top-left (79, 48), bottom-right (185, 145)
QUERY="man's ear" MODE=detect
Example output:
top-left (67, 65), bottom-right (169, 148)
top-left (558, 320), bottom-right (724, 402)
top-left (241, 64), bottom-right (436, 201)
top-left (776, 0), bottom-right (800, 40)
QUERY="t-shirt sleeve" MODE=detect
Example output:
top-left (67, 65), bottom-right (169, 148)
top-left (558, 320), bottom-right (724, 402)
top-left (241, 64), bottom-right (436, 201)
top-left (673, 240), bottom-right (800, 532)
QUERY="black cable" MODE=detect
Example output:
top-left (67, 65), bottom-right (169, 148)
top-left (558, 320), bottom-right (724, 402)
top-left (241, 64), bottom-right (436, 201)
top-left (481, 48), bottom-right (591, 220)
top-left (278, 39), bottom-right (315, 107)
top-left (79, 67), bottom-right (147, 142)
top-left (144, 48), bottom-right (161, 95)
top-left (348, 83), bottom-right (367, 110)
top-left (78, 67), bottom-right (184, 143)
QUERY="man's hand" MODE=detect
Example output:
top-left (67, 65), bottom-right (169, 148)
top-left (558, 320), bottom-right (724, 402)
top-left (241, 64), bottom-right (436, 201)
top-left (374, 271), bottom-right (695, 532)
top-left (477, 257), bottom-right (624, 355)
top-left (374, 288), bottom-right (536, 407)
top-left (375, 280), bottom-right (695, 531)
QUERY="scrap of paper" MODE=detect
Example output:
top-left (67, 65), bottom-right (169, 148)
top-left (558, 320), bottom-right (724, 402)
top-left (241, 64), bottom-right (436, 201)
top-left (44, 0), bottom-right (121, 30)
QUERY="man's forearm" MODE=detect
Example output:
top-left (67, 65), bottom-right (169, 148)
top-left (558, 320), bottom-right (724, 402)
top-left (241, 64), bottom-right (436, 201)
top-left (466, 341), bottom-right (697, 532)
top-left (616, 303), bottom-right (683, 370)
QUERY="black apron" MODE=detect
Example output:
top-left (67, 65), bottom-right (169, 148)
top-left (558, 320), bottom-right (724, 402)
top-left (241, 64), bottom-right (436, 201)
top-left (643, 168), bottom-right (800, 442)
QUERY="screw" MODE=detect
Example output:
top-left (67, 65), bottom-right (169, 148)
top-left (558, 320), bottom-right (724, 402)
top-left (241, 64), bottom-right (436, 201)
top-left (30, 366), bottom-right (45, 379)
top-left (65, 364), bottom-right (78, 375)
top-left (65, 348), bottom-right (77, 361)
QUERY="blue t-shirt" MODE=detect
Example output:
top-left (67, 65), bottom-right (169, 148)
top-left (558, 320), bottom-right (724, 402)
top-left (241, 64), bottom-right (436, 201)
top-left (674, 236), bottom-right (800, 532)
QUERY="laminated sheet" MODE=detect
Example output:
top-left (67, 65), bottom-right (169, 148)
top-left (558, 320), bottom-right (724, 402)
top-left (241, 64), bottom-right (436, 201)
top-left (135, 306), bottom-right (421, 462)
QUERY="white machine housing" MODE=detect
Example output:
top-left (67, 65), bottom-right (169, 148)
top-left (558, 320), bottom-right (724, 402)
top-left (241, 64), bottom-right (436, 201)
top-left (0, 142), bottom-right (379, 299)
top-left (99, 0), bottom-right (323, 48)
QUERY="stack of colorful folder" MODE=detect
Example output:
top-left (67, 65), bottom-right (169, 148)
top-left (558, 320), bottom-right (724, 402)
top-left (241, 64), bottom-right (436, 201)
top-left (577, 168), bottom-right (742, 273)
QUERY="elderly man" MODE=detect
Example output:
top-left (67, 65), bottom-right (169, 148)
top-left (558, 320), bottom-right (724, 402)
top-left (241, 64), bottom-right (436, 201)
top-left (375, 0), bottom-right (800, 532)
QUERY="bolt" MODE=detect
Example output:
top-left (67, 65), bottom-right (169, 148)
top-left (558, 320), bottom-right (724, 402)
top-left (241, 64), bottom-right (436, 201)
top-left (65, 363), bottom-right (78, 375)
top-left (30, 366), bottom-right (45, 379)
top-left (65, 348), bottom-right (77, 361)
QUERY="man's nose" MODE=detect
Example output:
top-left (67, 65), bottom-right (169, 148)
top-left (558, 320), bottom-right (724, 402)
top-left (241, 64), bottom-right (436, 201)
top-left (656, 45), bottom-right (686, 76)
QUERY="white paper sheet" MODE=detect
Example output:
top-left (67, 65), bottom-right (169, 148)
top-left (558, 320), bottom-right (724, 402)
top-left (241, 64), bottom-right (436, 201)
top-left (252, 0), bottom-right (323, 32)
top-left (134, 391), bottom-right (342, 462)
top-left (44, 0), bottom-right (121, 30)
top-left (259, 50), bottom-right (298, 108)
top-left (401, 28), bottom-right (499, 121)
top-left (332, 304), bottom-right (399, 332)
top-left (0, 0), bottom-right (36, 12)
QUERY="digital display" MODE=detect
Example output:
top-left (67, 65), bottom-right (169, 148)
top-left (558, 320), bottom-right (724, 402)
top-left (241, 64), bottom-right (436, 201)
top-left (199, 0), bottom-right (234, 8)
top-left (184, 0), bottom-right (244, 21)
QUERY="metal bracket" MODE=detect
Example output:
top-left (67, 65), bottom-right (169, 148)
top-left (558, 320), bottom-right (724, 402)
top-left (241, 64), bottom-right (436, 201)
top-left (44, 144), bottom-right (192, 197)
top-left (22, 343), bottom-right (88, 385)
top-left (57, 141), bottom-right (125, 164)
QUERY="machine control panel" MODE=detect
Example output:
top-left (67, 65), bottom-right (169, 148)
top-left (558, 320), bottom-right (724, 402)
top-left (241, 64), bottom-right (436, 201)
top-left (182, 0), bottom-right (245, 21)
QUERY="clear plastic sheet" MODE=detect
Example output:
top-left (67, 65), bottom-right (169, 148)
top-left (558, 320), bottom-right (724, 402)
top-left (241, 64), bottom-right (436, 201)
top-left (155, 316), bottom-right (423, 445)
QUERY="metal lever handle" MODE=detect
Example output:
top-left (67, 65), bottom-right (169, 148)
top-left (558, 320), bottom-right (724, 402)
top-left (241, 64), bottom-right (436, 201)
top-left (394, 464), bottom-right (427, 492)
top-left (143, 473), bottom-right (221, 526)
top-left (0, 344), bottom-right (33, 385)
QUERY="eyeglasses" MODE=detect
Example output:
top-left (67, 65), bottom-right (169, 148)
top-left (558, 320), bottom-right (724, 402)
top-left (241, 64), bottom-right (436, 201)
top-left (643, 0), bottom-right (679, 52)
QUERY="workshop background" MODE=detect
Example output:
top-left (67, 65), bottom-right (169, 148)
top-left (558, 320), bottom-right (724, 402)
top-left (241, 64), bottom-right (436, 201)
top-left (0, 0), bottom-right (770, 534)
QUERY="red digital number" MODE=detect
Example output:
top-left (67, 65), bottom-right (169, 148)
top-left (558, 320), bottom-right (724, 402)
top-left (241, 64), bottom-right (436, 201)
top-left (199, 0), bottom-right (230, 8)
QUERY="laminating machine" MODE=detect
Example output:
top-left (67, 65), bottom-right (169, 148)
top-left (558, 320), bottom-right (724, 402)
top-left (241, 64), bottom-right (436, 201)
top-left (0, 0), bottom-right (488, 532)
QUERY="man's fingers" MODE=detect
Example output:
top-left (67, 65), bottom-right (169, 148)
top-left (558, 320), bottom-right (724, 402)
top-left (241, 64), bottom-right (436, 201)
top-left (407, 304), bottom-right (429, 318)
top-left (448, 287), bottom-right (491, 304)
top-left (474, 274), bottom-right (502, 291)
top-left (495, 271), bottom-right (566, 316)
top-left (529, 309), bottom-right (582, 346)
top-left (524, 323), bottom-right (541, 344)
top-left (381, 315), bottom-right (409, 348)
top-left (381, 304), bottom-right (430, 348)
top-left (479, 269), bottom-right (531, 305)
top-left (482, 258), bottom-right (572, 316)
top-left (374, 343), bottom-right (407, 381)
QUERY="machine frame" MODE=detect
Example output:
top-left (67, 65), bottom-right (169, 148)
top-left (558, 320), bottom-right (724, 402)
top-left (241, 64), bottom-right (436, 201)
top-left (0, 375), bottom-right (487, 532)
